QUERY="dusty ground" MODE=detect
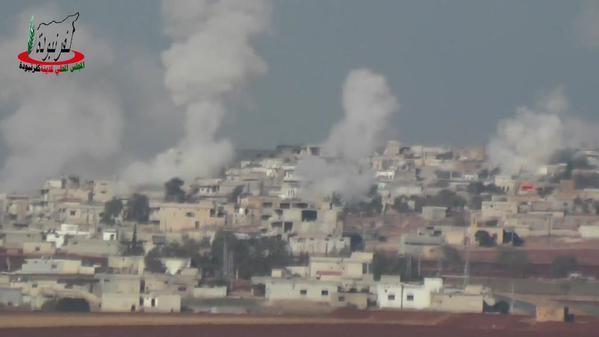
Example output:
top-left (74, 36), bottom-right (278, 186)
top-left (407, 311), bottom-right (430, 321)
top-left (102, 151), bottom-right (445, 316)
top-left (0, 311), bottom-right (598, 337)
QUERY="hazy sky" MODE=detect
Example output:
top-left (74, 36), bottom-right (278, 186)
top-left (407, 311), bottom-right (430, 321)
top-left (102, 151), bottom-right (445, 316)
top-left (1, 0), bottom-right (598, 153)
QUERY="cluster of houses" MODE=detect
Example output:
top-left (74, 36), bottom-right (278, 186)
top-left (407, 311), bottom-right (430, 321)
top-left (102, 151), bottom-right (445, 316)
top-left (253, 251), bottom-right (491, 312)
top-left (1, 141), bottom-right (598, 314)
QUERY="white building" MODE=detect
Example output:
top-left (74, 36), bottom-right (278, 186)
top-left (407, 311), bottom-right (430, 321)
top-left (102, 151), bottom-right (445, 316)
top-left (288, 236), bottom-right (350, 256)
top-left (263, 278), bottom-right (339, 303)
top-left (376, 278), bottom-right (443, 310)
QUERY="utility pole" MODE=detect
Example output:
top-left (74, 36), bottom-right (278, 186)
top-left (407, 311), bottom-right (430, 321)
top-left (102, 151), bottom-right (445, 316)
top-left (222, 232), bottom-right (235, 290)
top-left (510, 280), bottom-right (515, 314)
top-left (463, 226), bottom-right (471, 288)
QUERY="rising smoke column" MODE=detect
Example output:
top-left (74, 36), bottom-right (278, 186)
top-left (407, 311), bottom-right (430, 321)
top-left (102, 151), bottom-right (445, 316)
top-left (122, 0), bottom-right (272, 187)
top-left (297, 68), bottom-right (399, 200)
top-left (0, 8), bottom-right (124, 192)
top-left (575, 0), bottom-right (599, 49)
top-left (487, 88), bottom-right (583, 175)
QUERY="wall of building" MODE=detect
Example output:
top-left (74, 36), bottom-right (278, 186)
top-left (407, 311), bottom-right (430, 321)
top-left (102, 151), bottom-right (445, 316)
top-left (20, 259), bottom-right (82, 274)
top-left (150, 202), bottom-right (226, 232)
top-left (430, 292), bottom-right (483, 313)
top-left (192, 287), bottom-right (227, 298)
top-left (265, 280), bottom-right (338, 303)
top-left (289, 236), bottom-right (349, 256)
top-left (101, 293), bottom-right (139, 312)
top-left (140, 294), bottom-right (181, 313)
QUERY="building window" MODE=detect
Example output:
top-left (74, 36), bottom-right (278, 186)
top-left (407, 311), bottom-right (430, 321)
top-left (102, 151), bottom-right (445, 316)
top-left (301, 210), bottom-right (317, 222)
top-left (70, 210), bottom-right (76, 216)
top-left (151, 298), bottom-right (156, 307)
top-left (406, 294), bottom-right (414, 301)
top-left (338, 296), bottom-right (345, 302)
top-left (388, 294), bottom-right (395, 301)
top-left (300, 289), bottom-right (307, 296)
top-left (186, 212), bottom-right (194, 217)
top-left (263, 202), bottom-right (273, 209)
top-left (321, 290), bottom-right (329, 296)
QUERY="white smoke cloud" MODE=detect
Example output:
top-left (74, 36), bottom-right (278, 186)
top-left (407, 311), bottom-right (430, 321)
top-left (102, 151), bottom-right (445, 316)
top-left (0, 8), bottom-right (124, 192)
top-left (297, 68), bottom-right (399, 200)
top-left (487, 87), bottom-right (599, 175)
top-left (324, 68), bottom-right (399, 160)
top-left (574, 0), bottom-right (599, 49)
top-left (121, 0), bottom-right (272, 188)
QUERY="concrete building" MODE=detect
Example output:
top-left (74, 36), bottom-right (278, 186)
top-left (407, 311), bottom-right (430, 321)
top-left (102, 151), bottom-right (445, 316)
top-left (579, 225), bottom-right (599, 239)
top-left (139, 293), bottom-right (181, 313)
top-left (192, 286), bottom-right (227, 298)
top-left (102, 228), bottom-right (119, 241)
top-left (57, 202), bottom-right (103, 227)
top-left (108, 256), bottom-right (145, 275)
top-left (95, 273), bottom-right (141, 295)
top-left (536, 305), bottom-right (570, 322)
top-left (288, 236), bottom-right (350, 256)
top-left (62, 238), bottom-right (120, 257)
top-left (398, 233), bottom-right (444, 258)
top-left (481, 200), bottom-right (518, 219)
top-left (22, 241), bottom-right (55, 255)
top-left (19, 258), bottom-right (94, 275)
top-left (430, 289), bottom-right (484, 313)
top-left (263, 278), bottom-right (340, 303)
top-left (309, 252), bottom-right (374, 281)
top-left (101, 293), bottom-right (139, 312)
top-left (421, 206), bottom-right (448, 221)
top-left (0, 288), bottom-right (23, 307)
top-left (376, 278), bottom-right (443, 310)
top-left (149, 201), bottom-right (226, 232)
top-left (91, 180), bottom-right (114, 203)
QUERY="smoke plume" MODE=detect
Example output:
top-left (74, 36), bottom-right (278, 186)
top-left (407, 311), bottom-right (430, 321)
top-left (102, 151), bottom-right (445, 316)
top-left (487, 87), bottom-right (599, 175)
top-left (297, 68), bottom-right (399, 200)
top-left (122, 0), bottom-right (272, 187)
top-left (0, 8), bottom-right (123, 192)
top-left (575, 0), bottom-right (599, 49)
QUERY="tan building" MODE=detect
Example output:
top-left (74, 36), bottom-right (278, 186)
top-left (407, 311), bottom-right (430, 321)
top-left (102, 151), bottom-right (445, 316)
top-left (56, 202), bottom-right (103, 227)
top-left (536, 305), bottom-right (570, 322)
top-left (91, 180), bottom-right (114, 203)
top-left (309, 252), bottom-right (373, 281)
top-left (149, 201), bottom-right (226, 232)
top-left (481, 200), bottom-right (518, 219)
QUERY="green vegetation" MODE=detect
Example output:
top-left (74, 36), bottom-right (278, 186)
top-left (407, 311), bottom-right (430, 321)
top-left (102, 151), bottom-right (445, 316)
top-left (126, 193), bottom-right (150, 223)
top-left (211, 231), bottom-right (292, 279)
top-left (145, 233), bottom-right (292, 280)
top-left (575, 174), bottom-right (599, 189)
top-left (474, 230), bottom-right (496, 247)
top-left (41, 298), bottom-right (90, 312)
top-left (496, 248), bottom-right (529, 276)
top-left (371, 252), bottom-right (420, 281)
top-left (101, 198), bottom-right (123, 225)
top-left (466, 182), bottom-right (504, 195)
top-left (441, 245), bottom-right (463, 269)
top-left (165, 177), bottom-right (186, 202)
top-left (551, 255), bottom-right (578, 278)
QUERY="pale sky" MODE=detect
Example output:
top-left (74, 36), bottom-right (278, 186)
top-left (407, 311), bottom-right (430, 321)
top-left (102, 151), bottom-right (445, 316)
top-left (1, 0), bottom-right (598, 153)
